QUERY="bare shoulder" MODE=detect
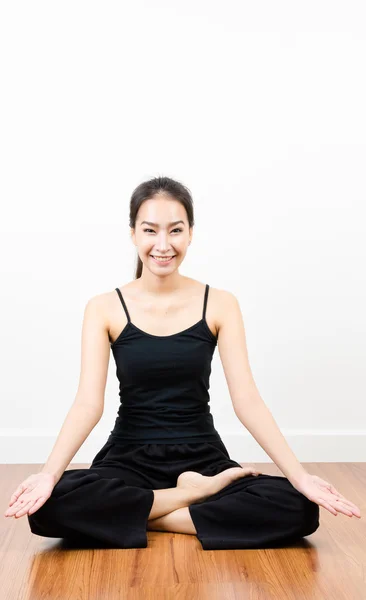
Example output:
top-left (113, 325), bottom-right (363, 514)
top-left (179, 280), bottom-right (239, 337)
top-left (94, 289), bottom-right (119, 326)
top-left (85, 292), bottom-right (116, 330)
top-left (100, 282), bottom-right (134, 306)
top-left (82, 293), bottom-right (109, 328)
top-left (209, 287), bottom-right (242, 336)
top-left (209, 287), bottom-right (237, 303)
top-left (95, 283), bottom-right (136, 334)
top-left (88, 291), bottom-right (111, 308)
top-left (215, 288), bottom-right (240, 308)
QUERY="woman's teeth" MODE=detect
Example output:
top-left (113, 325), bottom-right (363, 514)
top-left (151, 255), bottom-right (175, 262)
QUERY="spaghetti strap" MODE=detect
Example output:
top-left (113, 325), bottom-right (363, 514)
top-left (115, 288), bottom-right (131, 323)
top-left (202, 284), bottom-right (209, 320)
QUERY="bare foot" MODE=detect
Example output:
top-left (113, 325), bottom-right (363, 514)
top-left (177, 466), bottom-right (259, 502)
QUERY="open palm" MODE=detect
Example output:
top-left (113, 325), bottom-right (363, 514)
top-left (4, 472), bottom-right (55, 519)
top-left (293, 473), bottom-right (361, 518)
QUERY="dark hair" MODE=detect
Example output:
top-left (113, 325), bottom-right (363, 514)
top-left (129, 176), bottom-right (195, 279)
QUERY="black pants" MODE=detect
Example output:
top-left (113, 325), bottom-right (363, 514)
top-left (28, 438), bottom-right (319, 550)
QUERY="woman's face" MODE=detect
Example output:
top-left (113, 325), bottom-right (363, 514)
top-left (131, 195), bottom-right (192, 275)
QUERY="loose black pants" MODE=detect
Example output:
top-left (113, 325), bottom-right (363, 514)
top-left (28, 438), bottom-right (320, 550)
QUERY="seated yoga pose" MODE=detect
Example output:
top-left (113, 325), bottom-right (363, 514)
top-left (5, 176), bottom-right (361, 549)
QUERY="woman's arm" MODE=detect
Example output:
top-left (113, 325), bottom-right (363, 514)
top-left (40, 404), bottom-right (102, 485)
top-left (40, 295), bottom-right (111, 485)
top-left (216, 290), bottom-right (307, 485)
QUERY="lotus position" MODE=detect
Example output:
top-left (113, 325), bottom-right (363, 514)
top-left (5, 176), bottom-right (361, 550)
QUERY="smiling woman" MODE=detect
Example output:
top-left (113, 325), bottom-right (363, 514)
top-left (9, 175), bottom-right (336, 551)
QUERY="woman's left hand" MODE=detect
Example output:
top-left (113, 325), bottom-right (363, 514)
top-left (292, 473), bottom-right (362, 518)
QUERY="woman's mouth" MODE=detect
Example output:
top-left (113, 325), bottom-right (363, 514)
top-left (150, 255), bottom-right (176, 265)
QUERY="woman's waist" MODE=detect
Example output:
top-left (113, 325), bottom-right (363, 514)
top-left (107, 430), bottom-right (222, 445)
top-left (109, 412), bottom-right (220, 443)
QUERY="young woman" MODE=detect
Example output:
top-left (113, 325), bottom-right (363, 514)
top-left (5, 176), bottom-right (361, 550)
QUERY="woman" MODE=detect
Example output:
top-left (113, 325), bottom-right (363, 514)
top-left (4, 176), bottom-right (361, 550)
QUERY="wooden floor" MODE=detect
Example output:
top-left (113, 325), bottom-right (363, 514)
top-left (1, 462), bottom-right (365, 600)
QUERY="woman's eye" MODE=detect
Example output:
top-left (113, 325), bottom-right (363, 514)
top-left (143, 228), bottom-right (182, 233)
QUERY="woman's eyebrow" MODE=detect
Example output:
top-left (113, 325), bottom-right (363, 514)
top-left (140, 220), bottom-right (185, 227)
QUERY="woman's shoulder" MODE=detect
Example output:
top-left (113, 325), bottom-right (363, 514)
top-left (95, 278), bottom-right (233, 301)
top-left (94, 278), bottom-right (234, 325)
top-left (181, 279), bottom-right (236, 334)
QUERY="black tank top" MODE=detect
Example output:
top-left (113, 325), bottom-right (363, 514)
top-left (107, 283), bottom-right (223, 445)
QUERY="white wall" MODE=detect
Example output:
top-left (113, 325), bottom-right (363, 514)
top-left (1, 0), bottom-right (365, 465)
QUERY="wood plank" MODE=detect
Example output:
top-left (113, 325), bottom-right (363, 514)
top-left (1, 463), bottom-right (365, 600)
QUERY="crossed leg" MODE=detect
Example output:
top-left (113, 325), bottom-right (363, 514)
top-left (147, 467), bottom-right (254, 535)
top-left (147, 507), bottom-right (197, 535)
top-left (148, 474), bottom-right (320, 549)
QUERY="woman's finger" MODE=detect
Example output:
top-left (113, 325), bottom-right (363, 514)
top-left (5, 496), bottom-right (30, 517)
top-left (319, 480), bottom-right (361, 514)
top-left (8, 485), bottom-right (26, 506)
top-left (318, 498), bottom-right (338, 516)
top-left (322, 496), bottom-right (354, 517)
top-left (335, 498), bottom-right (361, 517)
top-left (333, 499), bottom-right (354, 516)
top-left (14, 499), bottom-right (35, 518)
top-left (336, 497), bottom-right (361, 514)
top-left (28, 497), bottom-right (46, 516)
top-left (328, 488), bottom-right (361, 514)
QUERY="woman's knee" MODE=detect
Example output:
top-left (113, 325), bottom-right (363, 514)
top-left (300, 497), bottom-right (320, 536)
top-left (273, 477), bottom-right (320, 537)
top-left (27, 494), bottom-right (67, 538)
top-left (28, 503), bottom-right (57, 537)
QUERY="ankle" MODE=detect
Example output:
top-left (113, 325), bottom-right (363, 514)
top-left (177, 487), bottom-right (202, 505)
top-left (149, 487), bottom-right (201, 521)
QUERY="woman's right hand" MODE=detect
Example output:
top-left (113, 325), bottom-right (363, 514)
top-left (4, 472), bottom-right (56, 519)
